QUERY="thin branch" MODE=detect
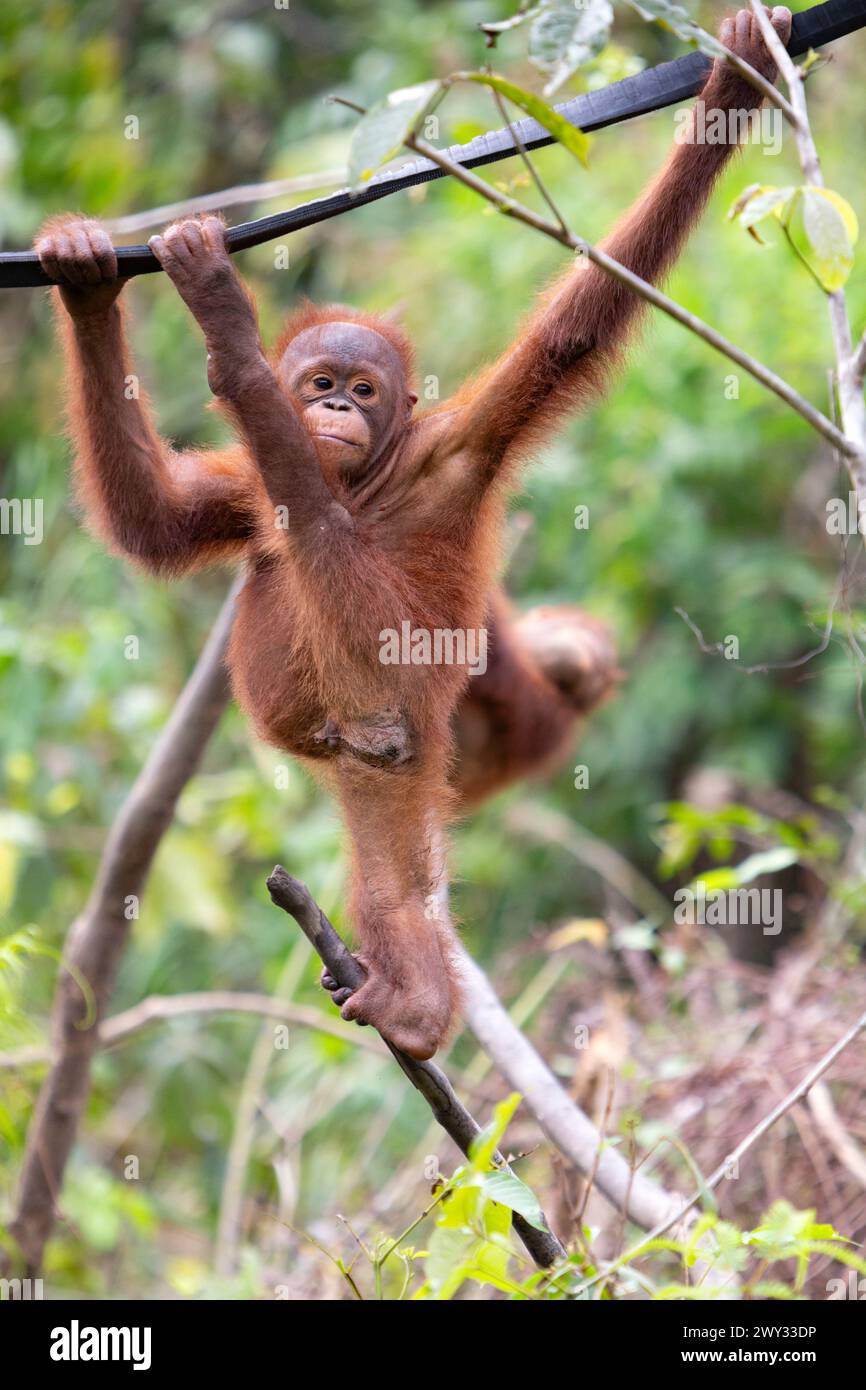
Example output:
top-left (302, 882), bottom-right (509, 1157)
top-left (750, 0), bottom-right (817, 164)
top-left (103, 171), bottom-right (346, 235)
top-left (0, 990), bottom-right (386, 1070)
top-left (749, 0), bottom-right (866, 506)
top-left (482, 72), bottom-right (568, 234)
top-left (674, 593), bottom-right (838, 676)
top-left (403, 132), bottom-right (854, 459)
top-left (265, 865), bottom-right (568, 1269)
top-left (7, 577), bottom-right (242, 1276)
top-left (479, 3), bottom-right (540, 46)
top-left (852, 330), bottom-right (866, 388)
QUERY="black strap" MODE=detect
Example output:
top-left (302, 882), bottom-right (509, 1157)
top-left (2, 0), bottom-right (863, 289)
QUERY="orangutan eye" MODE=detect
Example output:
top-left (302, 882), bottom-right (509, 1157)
top-left (312, 375), bottom-right (332, 390)
top-left (354, 382), bottom-right (374, 398)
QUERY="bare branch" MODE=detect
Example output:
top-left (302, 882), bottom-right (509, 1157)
top-left (853, 330), bottom-right (866, 388)
top-left (808, 1080), bottom-right (866, 1190)
top-left (103, 171), bottom-right (345, 235)
top-left (7, 577), bottom-right (242, 1275)
top-left (482, 73), bottom-right (569, 234)
top-left (404, 133), bottom-right (854, 460)
top-left (749, 0), bottom-right (866, 510)
top-left (456, 949), bottom-right (685, 1232)
top-left (0, 990), bottom-right (386, 1070)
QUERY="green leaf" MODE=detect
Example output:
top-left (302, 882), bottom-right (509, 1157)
top-left (653, 1281), bottom-right (731, 1299)
top-left (694, 867), bottom-right (739, 891)
top-left (785, 185), bottom-right (858, 292)
top-left (425, 1222), bottom-right (477, 1296)
top-left (482, 1170), bottom-right (546, 1230)
top-left (463, 73), bottom-right (589, 167)
top-left (728, 184), bottom-right (796, 244)
top-left (527, 0), bottom-right (613, 95)
top-left (435, 1183), bottom-right (482, 1231)
top-left (689, 846), bottom-right (798, 893)
top-left (347, 80), bottom-right (441, 186)
top-left (730, 183), bottom-right (858, 288)
top-left (426, 1183), bottom-right (516, 1299)
top-left (469, 1091), bottom-right (522, 1171)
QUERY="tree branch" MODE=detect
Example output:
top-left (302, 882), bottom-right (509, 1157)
top-left (455, 950), bottom-right (684, 1232)
top-left (749, 0), bottom-right (866, 510)
top-left (265, 865), bottom-right (568, 1269)
top-left (0, 989), bottom-right (386, 1070)
top-left (7, 576), bottom-right (242, 1275)
top-left (404, 132), bottom-right (854, 460)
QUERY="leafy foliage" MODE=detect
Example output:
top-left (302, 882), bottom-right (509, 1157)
top-left (1, 0), bottom-right (865, 1300)
top-left (730, 183), bottom-right (859, 291)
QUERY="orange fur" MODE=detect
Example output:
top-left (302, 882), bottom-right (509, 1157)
top-left (36, 9), bottom-right (787, 1058)
top-left (272, 299), bottom-right (416, 386)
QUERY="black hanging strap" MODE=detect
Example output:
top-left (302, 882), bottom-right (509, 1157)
top-left (1, 0), bottom-right (863, 289)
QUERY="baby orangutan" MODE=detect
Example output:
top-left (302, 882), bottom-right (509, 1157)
top-left (35, 7), bottom-right (791, 1057)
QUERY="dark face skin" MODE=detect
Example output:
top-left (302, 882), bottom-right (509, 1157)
top-left (278, 322), bottom-right (417, 484)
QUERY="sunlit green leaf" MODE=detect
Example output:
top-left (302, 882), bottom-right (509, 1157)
top-left (482, 1170), bottom-right (546, 1230)
top-left (785, 185), bottom-right (858, 291)
top-left (469, 1091), bottom-right (522, 1171)
top-left (728, 184), bottom-right (796, 244)
top-left (463, 73), bottom-right (589, 166)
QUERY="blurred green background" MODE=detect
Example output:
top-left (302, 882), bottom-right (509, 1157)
top-left (1, 0), bottom-right (865, 1298)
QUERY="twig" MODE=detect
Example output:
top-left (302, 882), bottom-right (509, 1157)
top-left (7, 577), bottom-right (242, 1275)
top-left (674, 595), bottom-right (838, 675)
top-left (0, 989), bottom-right (386, 1070)
top-left (479, 3), bottom-right (540, 46)
top-left (103, 170), bottom-right (346, 235)
top-left (482, 71), bottom-right (568, 234)
top-left (403, 132), bottom-right (854, 459)
top-left (265, 865), bottom-right (567, 1269)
